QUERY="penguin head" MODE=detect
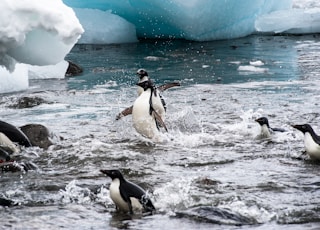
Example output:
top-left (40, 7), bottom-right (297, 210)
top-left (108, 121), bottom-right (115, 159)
top-left (136, 79), bottom-right (155, 91)
top-left (292, 124), bottom-right (314, 134)
top-left (100, 169), bottom-right (124, 180)
top-left (137, 69), bottom-right (149, 81)
top-left (255, 117), bottom-right (270, 127)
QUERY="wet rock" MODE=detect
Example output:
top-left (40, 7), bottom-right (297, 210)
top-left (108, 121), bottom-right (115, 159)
top-left (0, 159), bottom-right (37, 173)
top-left (9, 96), bottom-right (48, 109)
top-left (20, 124), bottom-right (53, 149)
top-left (66, 60), bottom-right (83, 76)
top-left (175, 206), bottom-right (257, 226)
top-left (0, 160), bottom-right (25, 173)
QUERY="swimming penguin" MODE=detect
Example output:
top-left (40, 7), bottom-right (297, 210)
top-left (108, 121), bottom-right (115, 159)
top-left (100, 169), bottom-right (155, 214)
top-left (0, 147), bottom-right (11, 162)
top-left (0, 120), bottom-right (32, 147)
top-left (132, 79), bottom-right (168, 140)
top-left (0, 132), bottom-right (20, 154)
top-left (116, 69), bottom-right (180, 120)
top-left (292, 124), bottom-right (320, 160)
top-left (255, 117), bottom-right (285, 138)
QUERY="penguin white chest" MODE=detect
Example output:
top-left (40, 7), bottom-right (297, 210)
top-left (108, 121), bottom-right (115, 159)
top-left (260, 125), bottom-right (271, 138)
top-left (132, 91), bottom-right (159, 139)
top-left (304, 133), bottom-right (320, 159)
top-left (109, 179), bottom-right (130, 212)
top-left (109, 179), bottom-right (143, 212)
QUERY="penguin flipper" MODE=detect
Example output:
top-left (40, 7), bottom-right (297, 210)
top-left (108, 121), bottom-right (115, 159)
top-left (116, 106), bottom-right (133, 120)
top-left (152, 111), bottom-right (168, 132)
top-left (157, 82), bottom-right (180, 92)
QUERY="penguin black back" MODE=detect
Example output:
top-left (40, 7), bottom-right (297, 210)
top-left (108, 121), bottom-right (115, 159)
top-left (101, 169), bottom-right (155, 213)
top-left (255, 117), bottom-right (285, 132)
top-left (136, 79), bottom-right (155, 92)
top-left (0, 120), bottom-right (32, 147)
top-left (255, 117), bottom-right (270, 127)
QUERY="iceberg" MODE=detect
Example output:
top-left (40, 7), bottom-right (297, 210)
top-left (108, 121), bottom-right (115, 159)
top-left (73, 8), bottom-right (137, 44)
top-left (0, 64), bottom-right (28, 94)
top-left (0, 0), bottom-right (83, 93)
top-left (64, 0), bottom-right (293, 41)
top-left (256, 8), bottom-right (320, 34)
top-left (1, 0), bottom-right (83, 68)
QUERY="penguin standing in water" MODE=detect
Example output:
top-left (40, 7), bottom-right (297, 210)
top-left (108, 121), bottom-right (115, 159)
top-left (255, 117), bottom-right (285, 139)
top-left (100, 169), bottom-right (155, 214)
top-left (116, 69), bottom-right (180, 120)
top-left (132, 79), bottom-right (168, 140)
top-left (292, 124), bottom-right (320, 160)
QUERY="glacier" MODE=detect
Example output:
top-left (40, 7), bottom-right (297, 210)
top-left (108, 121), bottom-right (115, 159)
top-left (2, 0), bottom-right (320, 93)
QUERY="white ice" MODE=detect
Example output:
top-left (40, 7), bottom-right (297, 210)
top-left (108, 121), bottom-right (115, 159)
top-left (0, 0), bottom-right (83, 93)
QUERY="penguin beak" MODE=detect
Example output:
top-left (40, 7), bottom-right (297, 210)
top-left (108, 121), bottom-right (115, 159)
top-left (100, 169), bottom-right (111, 176)
top-left (291, 124), bottom-right (302, 132)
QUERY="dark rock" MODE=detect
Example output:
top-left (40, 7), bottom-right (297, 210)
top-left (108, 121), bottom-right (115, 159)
top-left (9, 96), bottom-right (48, 109)
top-left (0, 161), bottom-right (25, 173)
top-left (0, 160), bottom-right (37, 173)
top-left (20, 124), bottom-right (53, 149)
top-left (175, 206), bottom-right (257, 226)
top-left (66, 60), bottom-right (83, 76)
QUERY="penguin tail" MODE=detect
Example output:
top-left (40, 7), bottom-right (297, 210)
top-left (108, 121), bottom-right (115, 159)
top-left (140, 195), bottom-right (156, 213)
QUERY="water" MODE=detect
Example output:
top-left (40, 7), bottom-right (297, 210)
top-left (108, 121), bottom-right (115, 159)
top-left (1, 34), bottom-right (320, 229)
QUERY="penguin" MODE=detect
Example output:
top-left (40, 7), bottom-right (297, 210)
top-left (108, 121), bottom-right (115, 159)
top-left (255, 117), bottom-right (285, 138)
top-left (0, 146), bottom-right (11, 162)
top-left (116, 69), bottom-right (180, 120)
top-left (0, 120), bottom-right (32, 147)
top-left (100, 169), bottom-right (155, 214)
top-left (292, 124), bottom-right (320, 160)
top-left (132, 79), bottom-right (168, 140)
top-left (136, 68), bottom-right (149, 96)
top-left (0, 132), bottom-right (20, 154)
top-left (0, 197), bottom-right (14, 207)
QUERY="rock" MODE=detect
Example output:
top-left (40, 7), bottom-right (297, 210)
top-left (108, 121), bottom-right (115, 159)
top-left (20, 124), bottom-right (53, 149)
top-left (66, 60), bottom-right (83, 76)
top-left (9, 96), bottom-right (48, 109)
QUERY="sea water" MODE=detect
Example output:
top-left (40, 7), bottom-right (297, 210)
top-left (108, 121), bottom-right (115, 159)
top-left (1, 35), bottom-right (320, 229)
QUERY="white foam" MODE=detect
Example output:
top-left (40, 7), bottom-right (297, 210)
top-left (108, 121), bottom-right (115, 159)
top-left (238, 65), bottom-right (269, 73)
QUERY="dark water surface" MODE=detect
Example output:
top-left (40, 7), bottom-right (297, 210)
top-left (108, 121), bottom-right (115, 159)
top-left (1, 35), bottom-right (320, 229)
